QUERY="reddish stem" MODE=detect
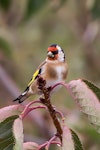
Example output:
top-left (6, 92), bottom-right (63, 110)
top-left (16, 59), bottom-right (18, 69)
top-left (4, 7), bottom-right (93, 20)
top-left (51, 82), bottom-right (76, 102)
top-left (20, 100), bottom-right (46, 119)
top-left (51, 82), bottom-right (68, 91)
top-left (51, 82), bottom-right (82, 110)
top-left (37, 77), bottom-right (63, 142)
top-left (45, 135), bottom-right (57, 150)
top-left (38, 140), bottom-right (61, 150)
top-left (56, 110), bottom-right (65, 124)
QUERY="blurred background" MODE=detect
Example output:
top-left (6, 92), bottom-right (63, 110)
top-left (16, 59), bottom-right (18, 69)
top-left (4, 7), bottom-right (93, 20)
top-left (0, 0), bottom-right (100, 149)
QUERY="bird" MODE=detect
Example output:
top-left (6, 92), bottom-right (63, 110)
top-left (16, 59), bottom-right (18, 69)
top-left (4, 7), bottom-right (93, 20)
top-left (13, 44), bottom-right (68, 103)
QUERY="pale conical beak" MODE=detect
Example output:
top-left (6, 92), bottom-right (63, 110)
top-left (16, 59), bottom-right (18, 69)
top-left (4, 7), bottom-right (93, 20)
top-left (47, 51), bottom-right (54, 58)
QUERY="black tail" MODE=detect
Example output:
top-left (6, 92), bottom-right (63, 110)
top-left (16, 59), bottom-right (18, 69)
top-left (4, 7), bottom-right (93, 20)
top-left (13, 86), bottom-right (30, 103)
top-left (13, 93), bottom-right (29, 103)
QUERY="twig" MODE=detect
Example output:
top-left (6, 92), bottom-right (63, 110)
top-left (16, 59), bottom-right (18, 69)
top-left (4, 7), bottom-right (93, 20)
top-left (45, 135), bottom-right (57, 150)
top-left (51, 82), bottom-right (65, 91)
top-left (56, 110), bottom-right (65, 124)
top-left (20, 100), bottom-right (46, 119)
top-left (38, 140), bottom-right (61, 150)
top-left (37, 77), bottom-right (63, 142)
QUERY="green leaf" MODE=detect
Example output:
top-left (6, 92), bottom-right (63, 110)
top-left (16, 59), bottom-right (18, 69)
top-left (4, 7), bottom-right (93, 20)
top-left (0, 115), bottom-right (18, 150)
top-left (68, 79), bottom-right (100, 133)
top-left (71, 129), bottom-right (83, 150)
top-left (83, 79), bottom-right (100, 101)
top-left (62, 125), bottom-right (83, 150)
top-left (0, 105), bottom-right (24, 149)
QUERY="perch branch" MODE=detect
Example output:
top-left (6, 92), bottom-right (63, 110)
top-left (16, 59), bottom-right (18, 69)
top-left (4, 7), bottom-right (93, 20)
top-left (37, 77), bottom-right (63, 142)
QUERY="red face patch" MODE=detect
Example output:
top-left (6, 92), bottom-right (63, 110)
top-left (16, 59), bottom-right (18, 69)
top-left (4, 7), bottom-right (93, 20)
top-left (47, 46), bottom-right (57, 52)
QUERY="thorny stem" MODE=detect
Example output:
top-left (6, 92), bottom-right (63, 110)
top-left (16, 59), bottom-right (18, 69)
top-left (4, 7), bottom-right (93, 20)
top-left (37, 77), bottom-right (63, 142)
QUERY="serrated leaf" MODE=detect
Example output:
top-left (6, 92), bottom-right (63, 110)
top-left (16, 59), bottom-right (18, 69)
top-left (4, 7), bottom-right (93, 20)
top-left (70, 129), bottom-right (83, 150)
top-left (13, 118), bottom-right (23, 150)
top-left (0, 115), bottom-right (18, 150)
top-left (23, 142), bottom-right (39, 150)
top-left (62, 125), bottom-right (83, 150)
top-left (68, 79), bottom-right (100, 133)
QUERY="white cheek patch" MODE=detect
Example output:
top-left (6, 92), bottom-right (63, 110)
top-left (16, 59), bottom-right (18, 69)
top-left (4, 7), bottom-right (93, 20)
top-left (56, 45), bottom-right (62, 51)
top-left (58, 51), bottom-right (65, 62)
top-left (56, 45), bottom-right (65, 62)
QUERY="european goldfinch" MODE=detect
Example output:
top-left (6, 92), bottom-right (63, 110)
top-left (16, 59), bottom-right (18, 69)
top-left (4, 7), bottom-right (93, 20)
top-left (13, 44), bottom-right (68, 103)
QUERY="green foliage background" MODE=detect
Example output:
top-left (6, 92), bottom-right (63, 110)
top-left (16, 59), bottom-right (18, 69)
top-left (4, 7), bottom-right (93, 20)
top-left (0, 0), bottom-right (100, 149)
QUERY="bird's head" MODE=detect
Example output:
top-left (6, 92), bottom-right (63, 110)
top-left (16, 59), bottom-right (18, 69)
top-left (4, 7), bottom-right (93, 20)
top-left (47, 44), bottom-right (65, 62)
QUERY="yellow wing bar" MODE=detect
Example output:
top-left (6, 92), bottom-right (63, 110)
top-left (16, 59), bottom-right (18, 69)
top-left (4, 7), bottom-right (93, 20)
top-left (28, 69), bottom-right (39, 86)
